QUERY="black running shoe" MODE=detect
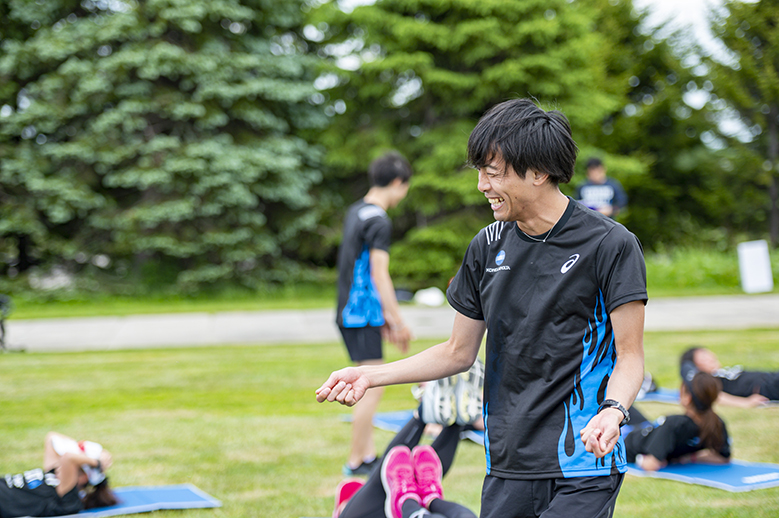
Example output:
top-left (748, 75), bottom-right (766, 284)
top-left (342, 457), bottom-right (379, 476)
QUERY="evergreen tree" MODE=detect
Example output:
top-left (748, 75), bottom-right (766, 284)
top-left (308, 0), bottom-right (620, 289)
top-left (0, 0), bottom-right (326, 290)
top-left (579, 0), bottom-right (766, 249)
top-left (707, 0), bottom-right (779, 246)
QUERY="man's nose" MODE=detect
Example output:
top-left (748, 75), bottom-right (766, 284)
top-left (477, 170), bottom-right (490, 192)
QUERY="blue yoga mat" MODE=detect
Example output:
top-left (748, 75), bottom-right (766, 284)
top-left (635, 387), bottom-right (680, 404)
top-left (58, 484), bottom-right (221, 517)
top-left (366, 410), bottom-right (486, 445)
top-left (627, 460), bottom-right (779, 492)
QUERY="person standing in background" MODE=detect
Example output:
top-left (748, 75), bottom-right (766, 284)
top-left (575, 157), bottom-right (628, 219)
top-left (335, 151), bottom-right (414, 476)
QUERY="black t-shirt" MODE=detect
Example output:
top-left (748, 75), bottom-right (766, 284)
top-left (336, 200), bottom-right (392, 328)
top-left (714, 367), bottom-right (779, 401)
top-left (0, 468), bottom-right (82, 518)
top-left (447, 198), bottom-right (647, 479)
top-left (624, 414), bottom-right (731, 463)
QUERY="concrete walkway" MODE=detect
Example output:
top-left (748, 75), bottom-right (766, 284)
top-left (4, 294), bottom-right (779, 353)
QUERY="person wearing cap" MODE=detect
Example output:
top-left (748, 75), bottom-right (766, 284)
top-left (0, 432), bottom-right (117, 518)
top-left (624, 363), bottom-right (731, 471)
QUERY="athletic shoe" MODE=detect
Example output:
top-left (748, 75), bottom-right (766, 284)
top-left (411, 445), bottom-right (444, 508)
top-left (420, 376), bottom-right (458, 426)
top-left (332, 478), bottom-right (365, 518)
top-left (455, 358), bottom-right (485, 425)
top-left (381, 446), bottom-right (420, 518)
top-left (341, 457), bottom-right (379, 477)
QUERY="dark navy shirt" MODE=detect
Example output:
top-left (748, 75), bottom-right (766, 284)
top-left (447, 198), bottom-right (647, 479)
top-left (576, 178), bottom-right (628, 216)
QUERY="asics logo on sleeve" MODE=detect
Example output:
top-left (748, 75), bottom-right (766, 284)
top-left (560, 254), bottom-right (580, 274)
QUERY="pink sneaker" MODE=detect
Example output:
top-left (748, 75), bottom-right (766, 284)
top-left (381, 446), bottom-right (421, 518)
top-left (412, 445), bottom-right (444, 507)
top-left (333, 478), bottom-right (364, 518)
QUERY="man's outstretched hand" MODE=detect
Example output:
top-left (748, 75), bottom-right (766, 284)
top-left (315, 367), bottom-right (371, 406)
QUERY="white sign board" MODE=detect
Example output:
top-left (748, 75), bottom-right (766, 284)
top-left (737, 240), bottom-right (774, 294)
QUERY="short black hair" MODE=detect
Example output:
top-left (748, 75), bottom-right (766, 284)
top-left (467, 98), bottom-right (578, 184)
top-left (680, 346), bottom-right (702, 369)
top-left (368, 151), bottom-right (413, 187)
top-left (585, 157), bottom-right (604, 170)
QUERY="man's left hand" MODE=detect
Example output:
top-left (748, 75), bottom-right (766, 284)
top-left (580, 407), bottom-right (623, 458)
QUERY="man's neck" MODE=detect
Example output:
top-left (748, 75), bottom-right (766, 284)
top-left (363, 188), bottom-right (391, 211)
top-left (515, 190), bottom-right (569, 236)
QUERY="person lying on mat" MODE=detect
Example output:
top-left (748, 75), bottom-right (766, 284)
top-left (0, 431), bottom-right (117, 518)
top-left (333, 365), bottom-right (483, 518)
top-left (625, 364), bottom-right (731, 472)
top-left (681, 346), bottom-right (777, 408)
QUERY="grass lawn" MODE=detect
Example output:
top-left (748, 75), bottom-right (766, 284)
top-left (4, 245), bottom-right (778, 320)
top-left (7, 285), bottom-right (337, 320)
top-left (1, 329), bottom-right (779, 517)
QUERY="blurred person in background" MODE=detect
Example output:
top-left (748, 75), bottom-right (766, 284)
top-left (0, 432), bottom-right (116, 518)
top-left (575, 157), bottom-right (628, 219)
top-left (626, 363), bottom-right (731, 471)
top-left (681, 346), bottom-right (777, 408)
top-left (335, 151), bottom-right (414, 476)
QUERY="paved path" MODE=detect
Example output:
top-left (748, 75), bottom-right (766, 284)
top-left (4, 294), bottom-right (779, 353)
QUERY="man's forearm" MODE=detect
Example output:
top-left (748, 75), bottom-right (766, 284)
top-left (369, 249), bottom-right (405, 328)
top-left (359, 341), bottom-right (468, 386)
top-left (359, 313), bottom-right (485, 387)
top-left (608, 300), bottom-right (646, 409)
top-left (606, 349), bottom-right (644, 409)
top-left (373, 270), bottom-right (404, 327)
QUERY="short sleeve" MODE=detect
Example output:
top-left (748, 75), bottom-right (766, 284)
top-left (446, 235), bottom-right (485, 321)
top-left (364, 214), bottom-right (391, 252)
top-left (596, 225), bottom-right (648, 314)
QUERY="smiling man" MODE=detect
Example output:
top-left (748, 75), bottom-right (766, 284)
top-left (317, 99), bottom-right (648, 518)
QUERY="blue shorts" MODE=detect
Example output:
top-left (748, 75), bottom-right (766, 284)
top-left (339, 326), bottom-right (382, 363)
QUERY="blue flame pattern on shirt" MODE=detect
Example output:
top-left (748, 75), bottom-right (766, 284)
top-left (341, 244), bottom-right (385, 328)
top-left (557, 290), bottom-right (626, 476)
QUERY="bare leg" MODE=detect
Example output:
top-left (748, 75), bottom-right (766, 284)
top-left (349, 359), bottom-right (384, 467)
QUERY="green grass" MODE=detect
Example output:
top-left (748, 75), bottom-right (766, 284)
top-left (4, 245), bottom-right (778, 320)
top-left (7, 284), bottom-right (336, 320)
top-left (2, 329), bottom-right (779, 517)
top-left (644, 246), bottom-right (779, 298)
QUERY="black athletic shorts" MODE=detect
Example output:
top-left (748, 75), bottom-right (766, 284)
top-left (480, 473), bottom-right (624, 518)
top-left (339, 325), bottom-right (383, 362)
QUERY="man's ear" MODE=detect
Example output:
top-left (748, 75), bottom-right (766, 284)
top-left (532, 170), bottom-right (549, 185)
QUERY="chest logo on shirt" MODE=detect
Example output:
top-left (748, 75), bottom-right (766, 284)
top-left (560, 254), bottom-right (580, 274)
top-left (486, 249), bottom-right (511, 273)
